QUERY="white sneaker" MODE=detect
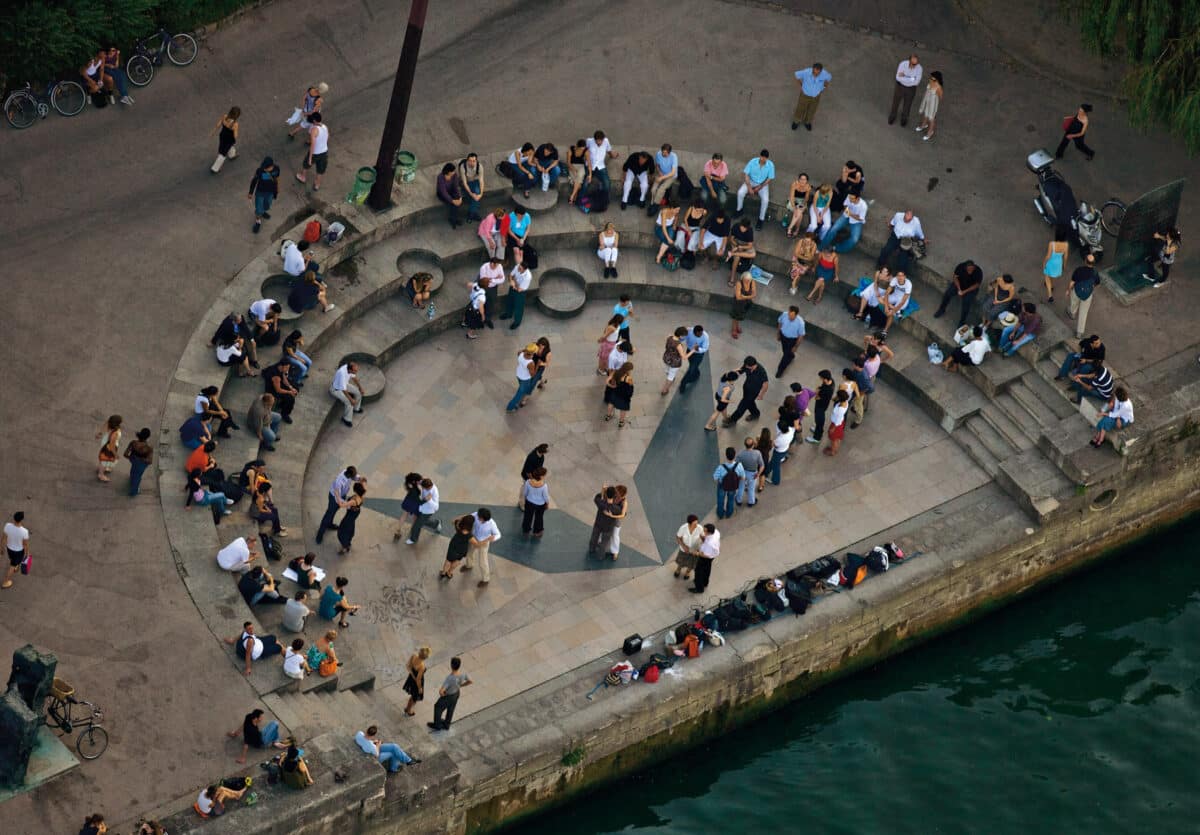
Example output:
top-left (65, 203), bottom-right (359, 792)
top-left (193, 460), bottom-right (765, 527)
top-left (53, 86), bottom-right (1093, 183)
top-left (789, 287), bottom-right (797, 295)
top-left (804, 435), bottom-right (819, 444)
top-left (922, 135), bottom-right (932, 142)
top-left (225, 498), bottom-right (235, 505)
top-left (406, 539), bottom-right (416, 545)
top-left (120, 96), bottom-right (134, 106)
top-left (914, 125), bottom-right (926, 132)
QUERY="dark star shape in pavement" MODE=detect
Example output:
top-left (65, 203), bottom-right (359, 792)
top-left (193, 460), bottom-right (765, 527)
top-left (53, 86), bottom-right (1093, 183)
top-left (363, 499), bottom-right (660, 573)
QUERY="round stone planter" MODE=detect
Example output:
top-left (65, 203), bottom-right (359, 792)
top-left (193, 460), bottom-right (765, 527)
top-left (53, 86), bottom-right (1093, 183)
top-left (512, 187), bottom-right (559, 214)
top-left (260, 275), bottom-right (304, 322)
top-left (396, 249), bottom-right (445, 299)
top-left (535, 268), bottom-right (587, 318)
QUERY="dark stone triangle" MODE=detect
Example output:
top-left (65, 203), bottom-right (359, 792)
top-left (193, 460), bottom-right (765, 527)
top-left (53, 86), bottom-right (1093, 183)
top-left (362, 498), bottom-right (659, 573)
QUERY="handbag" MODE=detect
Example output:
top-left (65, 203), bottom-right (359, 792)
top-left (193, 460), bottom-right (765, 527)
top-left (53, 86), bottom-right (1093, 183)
top-left (20, 554), bottom-right (31, 575)
top-left (318, 657), bottom-right (337, 677)
top-left (522, 242), bottom-right (539, 270)
top-left (1061, 115), bottom-right (1073, 132)
top-left (286, 107), bottom-right (303, 126)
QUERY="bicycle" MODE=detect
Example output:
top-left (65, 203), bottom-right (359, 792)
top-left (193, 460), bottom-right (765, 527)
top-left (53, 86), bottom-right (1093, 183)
top-left (126, 26), bottom-right (199, 87)
top-left (44, 678), bottom-right (109, 760)
top-left (1100, 198), bottom-right (1127, 237)
top-left (4, 80), bottom-right (86, 129)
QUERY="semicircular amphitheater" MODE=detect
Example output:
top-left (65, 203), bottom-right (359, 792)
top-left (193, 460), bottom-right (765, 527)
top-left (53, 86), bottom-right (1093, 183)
top-left (157, 147), bottom-right (1112, 822)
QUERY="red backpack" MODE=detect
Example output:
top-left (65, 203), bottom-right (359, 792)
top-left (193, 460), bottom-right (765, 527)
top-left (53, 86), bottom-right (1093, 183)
top-left (302, 220), bottom-right (322, 243)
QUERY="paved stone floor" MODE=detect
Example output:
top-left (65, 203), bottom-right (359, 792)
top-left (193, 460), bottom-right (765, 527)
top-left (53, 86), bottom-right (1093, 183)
top-left (302, 300), bottom-right (990, 715)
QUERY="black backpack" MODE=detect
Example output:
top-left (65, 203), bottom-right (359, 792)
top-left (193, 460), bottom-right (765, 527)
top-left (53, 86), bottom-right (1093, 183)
top-left (866, 546), bottom-right (890, 573)
top-left (589, 182), bottom-right (611, 212)
top-left (784, 579), bottom-right (811, 614)
top-left (495, 160), bottom-right (515, 180)
top-left (753, 584), bottom-right (786, 612)
top-left (793, 555), bottom-right (842, 581)
top-left (522, 242), bottom-right (539, 270)
top-left (260, 534), bottom-right (284, 562)
top-left (680, 251), bottom-right (696, 270)
top-left (676, 166), bottom-right (695, 200)
top-left (719, 463), bottom-right (741, 491)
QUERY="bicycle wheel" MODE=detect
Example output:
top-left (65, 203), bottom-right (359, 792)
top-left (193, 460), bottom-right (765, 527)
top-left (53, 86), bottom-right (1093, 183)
top-left (126, 54), bottom-right (155, 87)
top-left (1100, 199), bottom-right (1127, 237)
top-left (76, 725), bottom-right (108, 760)
top-left (167, 33), bottom-right (198, 66)
top-left (5, 92), bottom-right (38, 129)
top-left (51, 81), bottom-right (86, 117)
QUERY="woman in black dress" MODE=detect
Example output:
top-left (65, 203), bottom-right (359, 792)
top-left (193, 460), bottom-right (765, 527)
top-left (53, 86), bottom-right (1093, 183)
top-left (830, 160), bottom-right (865, 214)
top-left (604, 362), bottom-right (635, 428)
top-left (439, 515), bottom-right (474, 579)
top-left (336, 482), bottom-right (366, 555)
top-left (402, 646), bottom-right (430, 716)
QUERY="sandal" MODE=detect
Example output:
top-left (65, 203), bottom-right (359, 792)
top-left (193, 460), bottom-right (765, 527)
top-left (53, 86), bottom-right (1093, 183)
top-left (405, 710), bottom-right (416, 716)
top-left (2, 580), bottom-right (12, 589)
top-left (605, 414), bottom-right (613, 422)
top-left (673, 568), bottom-right (681, 577)
top-left (536, 381), bottom-right (547, 389)
top-left (618, 420), bottom-right (626, 428)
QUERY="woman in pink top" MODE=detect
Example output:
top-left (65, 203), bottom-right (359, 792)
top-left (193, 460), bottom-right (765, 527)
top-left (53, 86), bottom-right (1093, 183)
top-left (477, 209), bottom-right (508, 261)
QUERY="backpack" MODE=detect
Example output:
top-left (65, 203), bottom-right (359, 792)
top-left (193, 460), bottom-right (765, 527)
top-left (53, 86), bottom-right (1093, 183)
top-left (660, 251), bottom-right (679, 271)
top-left (326, 221), bottom-right (346, 244)
top-left (793, 555), bottom-right (842, 581)
top-left (622, 634), bottom-right (643, 655)
top-left (675, 166), bottom-right (694, 200)
top-left (523, 242), bottom-right (539, 270)
top-left (680, 251), bottom-right (696, 270)
top-left (260, 534), bottom-right (283, 562)
top-left (840, 553), bottom-right (869, 587)
top-left (753, 585), bottom-right (786, 612)
top-left (589, 186), bottom-right (610, 213)
top-left (578, 195), bottom-right (593, 214)
top-left (720, 463), bottom-right (740, 491)
top-left (496, 160), bottom-right (516, 179)
top-left (784, 579), bottom-right (810, 614)
top-left (642, 663), bottom-right (660, 683)
top-left (303, 221), bottom-right (322, 243)
top-left (866, 546), bottom-right (890, 573)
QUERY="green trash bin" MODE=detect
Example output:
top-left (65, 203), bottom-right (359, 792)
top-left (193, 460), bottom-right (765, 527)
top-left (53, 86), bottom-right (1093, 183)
top-left (348, 166), bottom-right (376, 204)
top-left (395, 150), bottom-right (418, 183)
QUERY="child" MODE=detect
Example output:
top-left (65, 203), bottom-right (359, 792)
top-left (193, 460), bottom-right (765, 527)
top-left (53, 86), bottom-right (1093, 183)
top-left (824, 390), bottom-right (850, 457)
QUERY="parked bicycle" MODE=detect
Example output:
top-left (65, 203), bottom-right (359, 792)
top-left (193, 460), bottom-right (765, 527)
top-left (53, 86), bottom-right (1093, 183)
top-left (44, 678), bottom-right (109, 760)
top-left (126, 26), bottom-right (199, 87)
top-left (4, 80), bottom-right (86, 129)
top-left (1100, 198), bottom-right (1127, 237)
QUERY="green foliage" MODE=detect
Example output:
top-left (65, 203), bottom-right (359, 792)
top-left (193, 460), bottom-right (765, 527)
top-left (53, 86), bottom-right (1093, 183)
top-left (1063, 0), bottom-right (1200, 153)
top-left (0, 0), bottom-right (254, 89)
top-left (560, 745), bottom-right (586, 767)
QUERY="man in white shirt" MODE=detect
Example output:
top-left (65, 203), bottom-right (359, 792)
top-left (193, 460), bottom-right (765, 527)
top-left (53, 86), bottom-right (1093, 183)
top-left (406, 478), bottom-right (442, 545)
top-left (217, 534), bottom-right (257, 572)
top-left (281, 240), bottom-right (311, 277)
top-left (821, 192), bottom-right (868, 253)
top-left (506, 345), bottom-right (538, 413)
top-left (607, 340), bottom-right (632, 372)
top-left (477, 258), bottom-right (506, 330)
top-left (464, 508), bottom-right (502, 587)
top-left (888, 54), bottom-right (923, 127)
top-left (330, 361), bottom-right (365, 427)
top-left (317, 466), bottom-right (366, 544)
top-left (3, 511), bottom-right (30, 590)
top-left (248, 298), bottom-right (282, 344)
top-left (882, 272), bottom-right (914, 331)
top-left (499, 263), bottom-right (532, 329)
top-left (877, 210), bottom-right (927, 274)
top-left (689, 524), bottom-right (720, 594)
top-left (586, 130), bottom-right (618, 196)
top-left (942, 326), bottom-right (991, 371)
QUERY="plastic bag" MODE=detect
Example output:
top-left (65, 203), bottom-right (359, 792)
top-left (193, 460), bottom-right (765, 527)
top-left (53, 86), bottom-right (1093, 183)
top-left (748, 265), bottom-right (774, 285)
top-left (326, 221), bottom-right (346, 244)
top-left (285, 107), bottom-right (303, 126)
top-left (927, 342), bottom-right (944, 364)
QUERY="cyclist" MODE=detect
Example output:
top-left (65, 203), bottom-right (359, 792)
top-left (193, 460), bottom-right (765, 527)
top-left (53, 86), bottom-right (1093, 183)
top-left (102, 46), bottom-right (134, 105)
top-left (80, 49), bottom-right (114, 103)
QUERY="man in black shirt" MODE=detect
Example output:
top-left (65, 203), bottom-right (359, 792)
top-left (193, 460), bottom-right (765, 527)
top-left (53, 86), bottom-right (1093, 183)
top-left (1056, 334), bottom-right (1105, 380)
top-left (701, 210), bottom-right (731, 267)
top-left (933, 259), bottom-right (983, 327)
top-left (1067, 253), bottom-right (1100, 338)
top-left (518, 443), bottom-right (549, 506)
top-left (263, 359), bottom-right (299, 423)
top-left (805, 369), bottom-right (835, 443)
top-left (724, 356), bottom-right (769, 425)
top-left (620, 151), bottom-right (653, 209)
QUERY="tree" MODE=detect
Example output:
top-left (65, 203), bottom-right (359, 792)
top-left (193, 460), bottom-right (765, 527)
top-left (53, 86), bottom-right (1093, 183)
top-left (1066, 0), bottom-right (1200, 153)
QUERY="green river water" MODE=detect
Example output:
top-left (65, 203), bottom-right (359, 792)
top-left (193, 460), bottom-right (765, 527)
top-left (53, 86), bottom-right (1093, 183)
top-left (521, 518), bottom-right (1200, 834)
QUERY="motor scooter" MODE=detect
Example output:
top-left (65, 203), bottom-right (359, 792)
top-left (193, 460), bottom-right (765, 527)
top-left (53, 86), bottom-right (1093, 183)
top-left (1027, 149), bottom-right (1104, 260)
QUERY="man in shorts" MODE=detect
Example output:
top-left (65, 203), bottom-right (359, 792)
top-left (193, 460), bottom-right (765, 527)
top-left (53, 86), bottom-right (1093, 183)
top-left (296, 112), bottom-right (329, 191)
top-left (3, 511), bottom-right (30, 590)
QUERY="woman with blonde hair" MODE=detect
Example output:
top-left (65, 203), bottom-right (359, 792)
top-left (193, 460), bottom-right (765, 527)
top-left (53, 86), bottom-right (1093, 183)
top-left (402, 646), bottom-right (431, 716)
top-left (597, 222), bottom-right (620, 278)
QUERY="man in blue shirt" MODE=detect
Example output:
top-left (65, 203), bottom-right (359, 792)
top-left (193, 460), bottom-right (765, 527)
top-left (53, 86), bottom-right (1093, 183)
top-left (736, 149), bottom-right (775, 229)
top-left (792, 62), bottom-right (832, 131)
top-left (679, 324), bottom-right (710, 393)
top-left (775, 306), bottom-right (807, 378)
top-left (648, 143), bottom-right (679, 212)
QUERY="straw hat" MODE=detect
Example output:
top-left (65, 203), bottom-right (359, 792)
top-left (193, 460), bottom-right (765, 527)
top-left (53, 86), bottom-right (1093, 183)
top-left (998, 311), bottom-right (1019, 327)
top-left (317, 82), bottom-right (329, 94)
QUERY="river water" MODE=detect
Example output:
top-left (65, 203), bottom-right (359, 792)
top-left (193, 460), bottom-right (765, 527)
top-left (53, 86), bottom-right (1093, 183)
top-left (521, 519), bottom-right (1200, 834)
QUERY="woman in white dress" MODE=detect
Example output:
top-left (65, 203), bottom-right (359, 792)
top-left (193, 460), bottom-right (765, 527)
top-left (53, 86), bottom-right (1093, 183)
top-left (597, 223), bottom-right (620, 278)
top-left (915, 71), bottom-right (943, 141)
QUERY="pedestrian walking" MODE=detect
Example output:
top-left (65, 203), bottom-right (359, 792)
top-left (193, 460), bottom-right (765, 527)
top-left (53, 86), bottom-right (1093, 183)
top-left (1068, 253), bottom-right (1100, 338)
top-left (402, 647), bottom-right (431, 715)
top-left (824, 390), bottom-right (850, 457)
top-left (288, 83), bottom-right (326, 140)
top-left (2, 511), bottom-right (30, 590)
top-left (673, 515), bottom-right (704, 581)
top-left (210, 107), bottom-right (240, 173)
top-left (521, 468), bottom-right (550, 537)
top-left (123, 428), bottom-right (153, 496)
top-left (662, 327), bottom-right (690, 395)
top-left (463, 278), bottom-right (487, 340)
top-left (405, 478), bottom-right (442, 545)
top-left (724, 356), bottom-right (769, 425)
top-left (428, 657), bottom-right (472, 731)
top-left (439, 515), bottom-right (473, 580)
top-left (805, 369), bottom-right (835, 444)
top-left (791, 62), bottom-right (832, 131)
top-left (679, 325), bottom-right (709, 394)
top-left (1042, 231), bottom-right (1069, 303)
top-left (888, 54), bottom-right (922, 126)
top-left (396, 472), bottom-right (423, 528)
top-left (330, 361), bottom-right (365, 428)
top-left (318, 467), bottom-right (367, 544)
top-left (689, 524), bottom-right (720, 594)
top-left (1055, 103), bottom-right (1095, 160)
top-left (841, 368), bottom-right (865, 429)
top-left (248, 157), bottom-right (280, 235)
top-left (730, 271), bottom-right (756, 339)
top-left (96, 415), bottom-right (122, 483)
top-left (705, 372), bottom-right (739, 431)
top-left (499, 262), bottom-right (532, 329)
top-left (914, 71), bottom-right (943, 141)
top-left (506, 345), bottom-right (539, 413)
top-left (775, 306), bottom-right (807, 378)
top-left (713, 447), bottom-right (745, 520)
top-left (295, 112), bottom-right (329, 191)
top-left (735, 150), bottom-right (775, 229)
top-left (766, 420), bottom-right (796, 485)
top-left (588, 485), bottom-right (621, 556)
top-left (604, 362), bottom-right (635, 427)
top-left (463, 509), bottom-right (501, 587)
top-left (336, 482), bottom-right (366, 555)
